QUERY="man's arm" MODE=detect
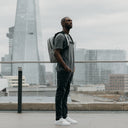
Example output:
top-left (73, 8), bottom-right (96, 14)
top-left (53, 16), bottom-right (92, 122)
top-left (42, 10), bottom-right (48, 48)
top-left (54, 49), bottom-right (72, 72)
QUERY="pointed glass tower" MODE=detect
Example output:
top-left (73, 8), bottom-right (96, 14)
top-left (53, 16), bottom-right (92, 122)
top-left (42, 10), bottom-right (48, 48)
top-left (12, 0), bottom-right (45, 85)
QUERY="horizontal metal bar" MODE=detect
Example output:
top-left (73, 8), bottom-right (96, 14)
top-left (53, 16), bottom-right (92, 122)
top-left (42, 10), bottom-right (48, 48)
top-left (0, 61), bottom-right (128, 64)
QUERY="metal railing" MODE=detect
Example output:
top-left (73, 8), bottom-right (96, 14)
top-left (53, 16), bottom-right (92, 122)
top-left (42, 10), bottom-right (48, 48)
top-left (0, 60), bottom-right (128, 64)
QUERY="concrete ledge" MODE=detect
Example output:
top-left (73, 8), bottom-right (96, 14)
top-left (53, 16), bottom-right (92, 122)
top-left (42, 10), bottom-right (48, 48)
top-left (23, 103), bottom-right (55, 111)
top-left (88, 103), bottom-right (123, 111)
top-left (0, 103), bottom-right (128, 111)
top-left (0, 103), bottom-right (17, 110)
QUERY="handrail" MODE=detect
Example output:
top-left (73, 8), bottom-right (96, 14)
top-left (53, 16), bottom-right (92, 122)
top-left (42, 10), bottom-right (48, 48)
top-left (0, 60), bottom-right (128, 63)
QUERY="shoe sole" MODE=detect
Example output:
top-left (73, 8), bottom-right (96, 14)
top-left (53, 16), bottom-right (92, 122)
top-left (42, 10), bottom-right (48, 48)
top-left (55, 122), bottom-right (71, 126)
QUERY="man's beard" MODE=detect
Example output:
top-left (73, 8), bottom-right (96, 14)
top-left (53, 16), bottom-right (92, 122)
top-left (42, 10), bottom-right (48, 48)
top-left (65, 25), bottom-right (72, 30)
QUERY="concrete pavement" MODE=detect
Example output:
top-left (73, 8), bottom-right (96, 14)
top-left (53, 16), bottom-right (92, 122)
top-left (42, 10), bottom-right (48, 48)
top-left (0, 111), bottom-right (128, 128)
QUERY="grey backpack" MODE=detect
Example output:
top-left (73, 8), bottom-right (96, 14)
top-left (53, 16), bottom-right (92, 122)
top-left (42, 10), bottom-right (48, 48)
top-left (47, 36), bottom-right (57, 63)
top-left (47, 31), bottom-right (73, 63)
top-left (47, 32), bottom-right (66, 63)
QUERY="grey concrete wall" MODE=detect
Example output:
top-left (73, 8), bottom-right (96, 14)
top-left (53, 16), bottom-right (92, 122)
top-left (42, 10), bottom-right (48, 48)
top-left (0, 103), bottom-right (128, 111)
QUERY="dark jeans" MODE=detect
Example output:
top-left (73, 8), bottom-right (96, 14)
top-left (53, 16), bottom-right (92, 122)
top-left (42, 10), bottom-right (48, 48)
top-left (55, 71), bottom-right (73, 120)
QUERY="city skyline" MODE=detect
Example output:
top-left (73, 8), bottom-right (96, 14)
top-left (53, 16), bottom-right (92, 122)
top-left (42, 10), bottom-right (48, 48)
top-left (0, 0), bottom-right (128, 63)
top-left (74, 49), bottom-right (128, 85)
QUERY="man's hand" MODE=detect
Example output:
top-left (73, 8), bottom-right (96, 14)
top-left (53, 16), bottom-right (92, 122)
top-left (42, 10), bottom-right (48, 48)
top-left (64, 65), bottom-right (72, 72)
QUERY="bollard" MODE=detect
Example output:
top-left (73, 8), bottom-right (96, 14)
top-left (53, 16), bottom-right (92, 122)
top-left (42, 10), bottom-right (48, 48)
top-left (18, 67), bottom-right (22, 113)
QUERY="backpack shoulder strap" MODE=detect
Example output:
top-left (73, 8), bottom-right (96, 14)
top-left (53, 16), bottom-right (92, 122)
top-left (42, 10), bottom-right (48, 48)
top-left (68, 34), bottom-right (74, 44)
top-left (54, 31), bottom-right (64, 38)
top-left (53, 31), bottom-right (74, 46)
top-left (53, 31), bottom-right (66, 45)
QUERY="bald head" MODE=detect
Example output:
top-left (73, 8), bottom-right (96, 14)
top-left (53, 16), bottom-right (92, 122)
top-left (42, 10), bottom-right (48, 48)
top-left (61, 17), bottom-right (72, 30)
top-left (61, 17), bottom-right (69, 27)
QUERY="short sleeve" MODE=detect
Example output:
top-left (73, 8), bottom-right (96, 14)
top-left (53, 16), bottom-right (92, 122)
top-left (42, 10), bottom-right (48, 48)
top-left (53, 33), bottom-right (65, 50)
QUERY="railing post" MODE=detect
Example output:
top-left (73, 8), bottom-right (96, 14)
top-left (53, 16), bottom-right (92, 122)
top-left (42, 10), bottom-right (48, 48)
top-left (18, 67), bottom-right (22, 113)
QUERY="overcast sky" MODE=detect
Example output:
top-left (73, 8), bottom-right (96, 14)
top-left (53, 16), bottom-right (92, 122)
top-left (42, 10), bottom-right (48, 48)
top-left (0, 0), bottom-right (128, 61)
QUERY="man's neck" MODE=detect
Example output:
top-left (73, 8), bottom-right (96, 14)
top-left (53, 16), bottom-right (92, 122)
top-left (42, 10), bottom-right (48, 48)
top-left (63, 28), bottom-right (70, 34)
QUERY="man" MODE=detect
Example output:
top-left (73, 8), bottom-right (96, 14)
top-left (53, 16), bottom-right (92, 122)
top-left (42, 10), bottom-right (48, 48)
top-left (54, 17), bottom-right (78, 126)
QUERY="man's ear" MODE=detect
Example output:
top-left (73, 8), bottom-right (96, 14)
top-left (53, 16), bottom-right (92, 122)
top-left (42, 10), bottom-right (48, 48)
top-left (62, 22), bottom-right (65, 27)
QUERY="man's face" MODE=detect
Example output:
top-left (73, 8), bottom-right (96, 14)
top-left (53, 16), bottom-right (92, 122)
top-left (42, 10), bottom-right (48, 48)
top-left (64, 17), bottom-right (72, 29)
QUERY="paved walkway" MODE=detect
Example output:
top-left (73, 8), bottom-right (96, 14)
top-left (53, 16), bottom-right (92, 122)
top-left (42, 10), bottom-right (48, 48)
top-left (0, 111), bottom-right (128, 128)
